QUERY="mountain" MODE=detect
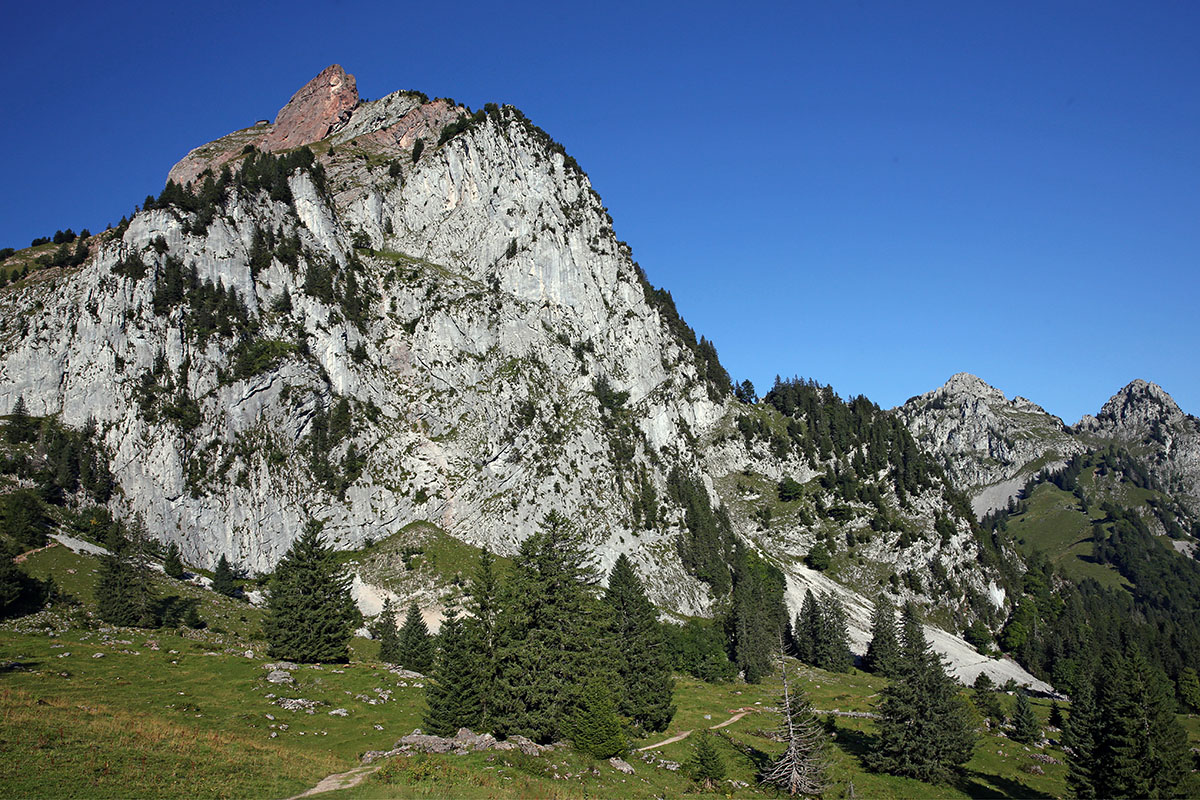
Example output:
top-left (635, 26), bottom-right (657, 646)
top-left (17, 66), bottom-right (1199, 692)
top-left (0, 65), bottom-right (734, 613)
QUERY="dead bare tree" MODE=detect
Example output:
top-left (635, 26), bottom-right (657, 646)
top-left (760, 642), bottom-right (831, 797)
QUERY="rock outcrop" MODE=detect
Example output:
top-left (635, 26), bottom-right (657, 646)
top-left (168, 65), bottom-right (360, 187)
top-left (263, 64), bottom-right (358, 151)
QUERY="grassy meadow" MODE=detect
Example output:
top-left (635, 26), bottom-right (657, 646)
top-left (3, 541), bottom-right (1197, 799)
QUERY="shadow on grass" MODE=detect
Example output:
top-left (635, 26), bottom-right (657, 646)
top-left (0, 659), bottom-right (42, 673)
top-left (715, 730), bottom-right (774, 774)
top-left (830, 724), bottom-right (877, 765)
top-left (830, 729), bottom-right (1054, 800)
top-left (956, 769), bottom-right (1054, 800)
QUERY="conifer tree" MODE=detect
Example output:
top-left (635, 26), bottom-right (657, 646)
top-left (1011, 693), bottom-right (1040, 744)
top-left (1092, 648), bottom-right (1190, 799)
top-left (7, 395), bottom-right (32, 444)
top-left (760, 652), bottom-right (830, 796)
top-left (492, 510), bottom-right (602, 743)
top-left (375, 597), bottom-right (401, 664)
top-left (424, 611), bottom-right (485, 735)
top-left (795, 589), bottom-right (818, 664)
top-left (397, 600), bottom-right (434, 674)
top-left (1177, 667), bottom-right (1200, 713)
top-left (865, 593), bottom-right (901, 677)
top-left (1048, 700), bottom-right (1064, 730)
top-left (814, 593), bottom-right (852, 672)
top-left (690, 731), bottom-right (726, 792)
top-left (212, 554), bottom-right (237, 597)
top-left (727, 547), bottom-right (787, 683)
top-left (971, 672), bottom-right (1005, 724)
top-left (2, 489), bottom-right (48, 549)
top-left (868, 605), bottom-right (976, 784)
top-left (569, 679), bottom-right (627, 759)
top-left (0, 557), bottom-right (48, 619)
top-left (1062, 674), bottom-right (1098, 799)
top-left (465, 549), bottom-right (500, 728)
top-left (95, 519), bottom-right (157, 627)
top-left (163, 542), bottom-right (184, 579)
top-left (603, 553), bottom-right (675, 732)
top-left (262, 519), bottom-right (359, 663)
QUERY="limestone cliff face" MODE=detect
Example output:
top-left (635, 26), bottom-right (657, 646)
top-left (1075, 380), bottom-right (1200, 513)
top-left (895, 373), bottom-right (1083, 515)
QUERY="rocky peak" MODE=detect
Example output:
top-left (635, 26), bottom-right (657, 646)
top-left (167, 65), bottom-right (359, 186)
top-left (1074, 380), bottom-right (1200, 514)
top-left (0, 65), bottom-right (1029, 663)
top-left (938, 372), bottom-right (1006, 403)
top-left (1090, 379), bottom-right (1185, 432)
top-left (896, 374), bottom-right (1080, 514)
top-left (263, 64), bottom-right (359, 151)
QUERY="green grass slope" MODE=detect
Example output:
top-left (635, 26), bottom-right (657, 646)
top-left (4, 542), bottom-right (1198, 799)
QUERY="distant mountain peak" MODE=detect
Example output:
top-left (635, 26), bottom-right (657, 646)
top-left (1108, 378), bottom-right (1181, 414)
top-left (896, 373), bottom-right (1081, 513)
top-left (939, 372), bottom-right (1004, 400)
top-left (1087, 379), bottom-right (1186, 433)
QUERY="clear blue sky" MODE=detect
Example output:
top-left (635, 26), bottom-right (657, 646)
top-left (3, 1), bottom-right (1197, 423)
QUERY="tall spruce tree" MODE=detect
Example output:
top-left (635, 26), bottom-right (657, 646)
top-left (865, 593), bottom-right (901, 677)
top-left (1092, 648), bottom-right (1190, 799)
top-left (1062, 673), bottom-right (1098, 799)
top-left (868, 605), bottom-right (976, 784)
top-left (397, 600), bottom-right (434, 674)
top-left (814, 593), bottom-right (852, 672)
top-left (212, 554), bottom-right (237, 597)
top-left (795, 590), bottom-right (819, 664)
top-left (795, 591), bottom-right (851, 672)
top-left (1177, 667), bottom-right (1200, 713)
top-left (7, 395), bottom-right (32, 444)
top-left (465, 549), bottom-right (501, 729)
top-left (1011, 693), bottom-right (1040, 744)
top-left (163, 542), bottom-right (184, 579)
top-left (603, 554), bottom-right (675, 732)
top-left (424, 611), bottom-right (485, 735)
top-left (492, 510), bottom-right (603, 743)
top-left (262, 519), bottom-right (359, 663)
top-left (95, 517), bottom-right (157, 627)
top-left (1048, 700), bottom-right (1064, 730)
top-left (375, 597), bottom-right (401, 664)
top-left (971, 672), bottom-right (1005, 724)
top-left (727, 547), bottom-right (787, 683)
top-left (760, 652), bottom-right (830, 796)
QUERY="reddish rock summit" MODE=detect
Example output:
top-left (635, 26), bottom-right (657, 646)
top-left (263, 64), bottom-right (359, 151)
top-left (167, 65), bottom-right (358, 185)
